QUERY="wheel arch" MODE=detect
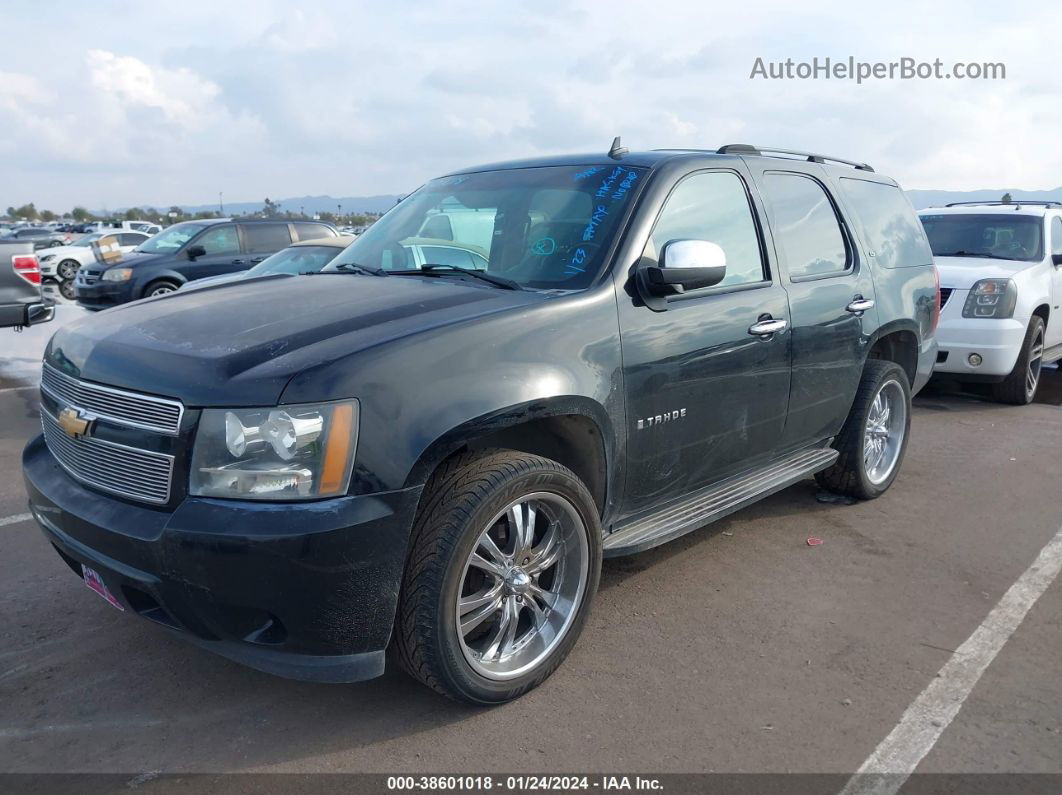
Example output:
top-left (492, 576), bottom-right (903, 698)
top-left (865, 321), bottom-right (919, 386)
top-left (1032, 302), bottom-right (1049, 329)
top-left (138, 270), bottom-right (188, 298)
top-left (404, 396), bottom-right (613, 516)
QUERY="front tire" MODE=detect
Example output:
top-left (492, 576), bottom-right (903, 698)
top-left (56, 259), bottom-right (80, 280)
top-left (395, 449), bottom-right (602, 704)
top-left (816, 360), bottom-right (912, 500)
top-left (144, 280), bottom-right (180, 297)
top-left (992, 317), bottom-right (1044, 405)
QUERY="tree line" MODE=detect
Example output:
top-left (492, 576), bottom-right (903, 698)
top-left (4, 200), bottom-right (381, 228)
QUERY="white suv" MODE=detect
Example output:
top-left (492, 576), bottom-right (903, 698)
top-left (919, 203), bottom-right (1062, 403)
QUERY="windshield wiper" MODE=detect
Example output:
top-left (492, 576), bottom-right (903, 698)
top-left (328, 262), bottom-right (389, 276)
top-left (391, 264), bottom-right (523, 291)
top-left (935, 251), bottom-right (1000, 259)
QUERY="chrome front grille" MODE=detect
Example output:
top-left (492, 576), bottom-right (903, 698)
top-left (77, 269), bottom-right (101, 285)
top-left (41, 408), bottom-right (174, 504)
top-left (41, 363), bottom-right (183, 435)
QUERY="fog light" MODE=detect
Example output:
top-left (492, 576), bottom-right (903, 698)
top-left (968, 353), bottom-right (983, 367)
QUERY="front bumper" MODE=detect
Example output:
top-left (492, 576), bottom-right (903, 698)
top-left (23, 434), bottom-right (422, 683)
top-left (933, 298), bottom-right (1025, 379)
top-left (74, 279), bottom-right (133, 310)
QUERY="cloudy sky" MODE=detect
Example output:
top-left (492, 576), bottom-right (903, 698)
top-left (1, 0), bottom-right (1058, 211)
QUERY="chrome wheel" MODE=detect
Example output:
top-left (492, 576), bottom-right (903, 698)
top-left (863, 379), bottom-right (906, 486)
top-left (148, 284), bottom-right (176, 296)
top-left (456, 492), bottom-right (589, 681)
top-left (1025, 328), bottom-right (1044, 401)
top-left (57, 260), bottom-right (80, 280)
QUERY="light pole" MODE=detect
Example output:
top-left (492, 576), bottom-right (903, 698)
top-left (219, 192), bottom-right (224, 216)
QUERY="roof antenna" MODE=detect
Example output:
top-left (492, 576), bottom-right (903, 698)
top-left (608, 136), bottom-right (628, 160)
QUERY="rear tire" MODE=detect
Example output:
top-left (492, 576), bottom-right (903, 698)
top-left (815, 360), bottom-right (912, 500)
top-left (991, 317), bottom-right (1044, 405)
top-left (394, 449), bottom-right (602, 704)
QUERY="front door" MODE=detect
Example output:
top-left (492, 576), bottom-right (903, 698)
top-left (1048, 216), bottom-right (1062, 350)
top-left (617, 168), bottom-right (792, 516)
top-left (753, 167), bottom-right (878, 448)
top-left (183, 224), bottom-right (243, 280)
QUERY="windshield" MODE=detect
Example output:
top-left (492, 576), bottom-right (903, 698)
top-left (327, 164), bottom-right (646, 289)
top-left (137, 222), bottom-right (209, 254)
top-left (70, 233), bottom-right (102, 247)
top-left (246, 244), bottom-right (347, 277)
top-left (919, 213), bottom-right (1044, 262)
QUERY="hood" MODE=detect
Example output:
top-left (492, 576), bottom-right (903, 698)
top-left (179, 271), bottom-right (247, 292)
top-left (934, 256), bottom-right (1036, 290)
top-left (46, 274), bottom-right (545, 406)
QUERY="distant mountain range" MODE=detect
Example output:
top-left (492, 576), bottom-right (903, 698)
top-left (108, 194), bottom-right (404, 217)
top-left (907, 188), bottom-right (1062, 209)
top-left (106, 187), bottom-right (1062, 217)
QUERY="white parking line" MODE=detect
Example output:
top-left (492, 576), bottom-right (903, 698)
top-left (0, 512), bottom-right (33, 527)
top-left (840, 523), bottom-right (1062, 795)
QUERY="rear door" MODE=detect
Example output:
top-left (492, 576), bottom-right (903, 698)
top-left (617, 167), bottom-right (792, 515)
top-left (752, 165), bottom-right (878, 449)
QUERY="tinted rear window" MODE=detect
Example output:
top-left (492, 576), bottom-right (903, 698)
top-left (293, 222), bottom-right (336, 242)
top-left (839, 178), bottom-right (933, 268)
top-left (242, 223), bottom-right (293, 253)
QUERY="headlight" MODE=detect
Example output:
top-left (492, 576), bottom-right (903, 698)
top-left (102, 268), bottom-right (133, 282)
top-left (40, 254), bottom-right (55, 262)
top-left (962, 279), bottom-right (1016, 319)
top-left (190, 400), bottom-right (358, 500)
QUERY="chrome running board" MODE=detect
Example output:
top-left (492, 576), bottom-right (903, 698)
top-left (603, 447), bottom-right (839, 557)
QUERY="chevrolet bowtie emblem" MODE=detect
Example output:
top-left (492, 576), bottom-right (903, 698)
top-left (58, 407), bottom-right (92, 439)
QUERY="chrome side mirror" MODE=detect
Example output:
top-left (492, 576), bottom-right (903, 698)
top-left (640, 239), bottom-right (727, 297)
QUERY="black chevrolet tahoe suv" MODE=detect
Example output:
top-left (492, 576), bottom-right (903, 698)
top-left (24, 144), bottom-right (938, 703)
top-left (74, 218), bottom-right (337, 310)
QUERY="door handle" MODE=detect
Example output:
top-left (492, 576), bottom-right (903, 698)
top-left (846, 297), bottom-right (875, 314)
top-left (748, 318), bottom-right (788, 337)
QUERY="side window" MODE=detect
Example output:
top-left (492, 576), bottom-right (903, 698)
top-left (194, 225), bottom-right (239, 256)
top-left (762, 173), bottom-right (849, 278)
top-left (645, 171), bottom-right (766, 287)
top-left (119, 233), bottom-right (144, 246)
top-left (242, 223), bottom-right (293, 254)
top-left (839, 178), bottom-right (933, 268)
top-left (293, 222), bottom-right (334, 242)
top-left (419, 214), bottom-right (454, 240)
top-left (1052, 217), bottom-right (1062, 256)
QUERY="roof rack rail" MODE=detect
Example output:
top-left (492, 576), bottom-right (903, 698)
top-left (716, 144), bottom-right (875, 172)
top-left (943, 200), bottom-right (1062, 208)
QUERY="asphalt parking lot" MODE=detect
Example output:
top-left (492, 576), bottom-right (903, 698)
top-left (1, 304), bottom-right (1060, 781)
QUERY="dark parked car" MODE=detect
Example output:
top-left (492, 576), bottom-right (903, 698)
top-left (24, 143), bottom-right (937, 704)
top-left (179, 235), bottom-right (353, 292)
top-left (0, 241), bottom-right (54, 328)
top-left (73, 218), bottom-right (337, 310)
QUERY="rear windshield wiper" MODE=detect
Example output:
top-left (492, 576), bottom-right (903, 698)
top-left (391, 264), bottom-right (523, 291)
